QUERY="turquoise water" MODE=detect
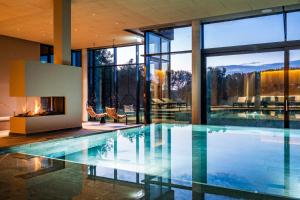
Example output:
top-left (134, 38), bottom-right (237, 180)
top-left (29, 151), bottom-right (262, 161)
top-left (6, 124), bottom-right (300, 199)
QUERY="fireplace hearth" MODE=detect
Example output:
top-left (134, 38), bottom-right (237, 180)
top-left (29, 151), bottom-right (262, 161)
top-left (15, 97), bottom-right (65, 117)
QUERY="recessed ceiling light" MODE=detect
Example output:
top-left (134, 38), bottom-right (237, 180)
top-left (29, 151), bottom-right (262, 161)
top-left (92, 13), bottom-right (96, 16)
top-left (115, 22), bottom-right (119, 25)
top-left (261, 9), bottom-right (272, 14)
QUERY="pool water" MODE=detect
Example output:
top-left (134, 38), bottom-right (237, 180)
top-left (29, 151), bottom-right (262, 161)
top-left (5, 124), bottom-right (300, 199)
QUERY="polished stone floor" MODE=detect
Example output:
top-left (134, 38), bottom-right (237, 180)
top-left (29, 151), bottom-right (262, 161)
top-left (0, 153), bottom-right (144, 200)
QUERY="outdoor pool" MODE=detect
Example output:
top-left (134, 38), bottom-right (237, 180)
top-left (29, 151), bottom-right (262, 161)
top-left (4, 124), bottom-right (300, 199)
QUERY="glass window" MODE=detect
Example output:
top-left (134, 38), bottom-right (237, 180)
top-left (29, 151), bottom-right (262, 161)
top-left (145, 30), bottom-right (192, 123)
top-left (287, 11), bottom-right (300, 41)
top-left (161, 38), bottom-right (170, 53)
top-left (148, 33), bottom-right (161, 54)
top-left (40, 44), bottom-right (53, 64)
top-left (204, 14), bottom-right (284, 48)
top-left (170, 53), bottom-right (192, 110)
top-left (88, 45), bottom-right (144, 124)
top-left (206, 51), bottom-right (285, 128)
top-left (171, 53), bottom-right (191, 72)
top-left (94, 48), bottom-right (114, 66)
top-left (139, 45), bottom-right (144, 63)
top-left (117, 46), bottom-right (136, 64)
top-left (160, 26), bottom-right (191, 52)
top-left (288, 49), bottom-right (300, 129)
top-left (117, 64), bottom-right (138, 123)
top-left (40, 56), bottom-right (48, 64)
top-left (170, 27), bottom-right (191, 51)
top-left (71, 50), bottom-right (82, 67)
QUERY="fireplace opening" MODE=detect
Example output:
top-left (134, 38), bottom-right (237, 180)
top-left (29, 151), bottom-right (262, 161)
top-left (15, 96), bottom-right (65, 117)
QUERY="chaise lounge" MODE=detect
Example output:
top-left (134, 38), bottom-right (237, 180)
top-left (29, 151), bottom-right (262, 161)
top-left (152, 98), bottom-right (167, 108)
top-left (105, 107), bottom-right (128, 125)
top-left (161, 98), bottom-right (187, 110)
top-left (233, 97), bottom-right (247, 107)
top-left (161, 98), bottom-right (178, 108)
top-left (87, 106), bottom-right (107, 123)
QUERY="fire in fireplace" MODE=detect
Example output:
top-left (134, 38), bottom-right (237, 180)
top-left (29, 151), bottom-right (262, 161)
top-left (15, 97), bottom-right (65, 117)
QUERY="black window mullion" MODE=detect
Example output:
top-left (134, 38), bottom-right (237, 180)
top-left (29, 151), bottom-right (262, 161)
top-left (136, 44), bottom-right (140, 124)
top-left (144, 32), bottom-right (151, 124)
top-left (284, 49), bottom-right (290, 128)
top-left (200, 23), bottom-right (207, 124)
top-left (283, 9), bottom-right (290, 128)
top-left (114, 47), bottom-right (118, 110)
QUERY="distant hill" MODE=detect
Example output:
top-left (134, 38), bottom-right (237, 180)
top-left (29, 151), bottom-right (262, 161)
top-left (208, 60), bottom-right (300, 74)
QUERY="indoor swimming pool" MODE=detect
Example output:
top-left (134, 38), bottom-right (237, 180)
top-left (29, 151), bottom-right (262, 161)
top-left (3, 124), bottom-right (300, 199)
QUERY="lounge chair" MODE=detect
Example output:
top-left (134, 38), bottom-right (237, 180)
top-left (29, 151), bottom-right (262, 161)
top-left (275, 96), bottom-right (284, 106)
top-left (233, 97), bottom-right (247, 107)
top-left (151, 98), bottom-right (166, 108)
top-left (87, 106), bottom-right (106, 123)
top-left (295, 114), bottom-right (300, 119)
top-left (161, 98), bottom-right (178, 108)
top-left (295, 96), bottom-right (300, 106)
top-left (261, 96), bottom-right (271, 107)
top-left (270, 96), bottom-right (276, 106)
top-left (176, 98), bottom-right (188, 107)
top-left (124, 104), bottom-right (135, 121)
top-left (289, 96), bottom-right (296, 106)
top-left (162, 98), bottom-right (187, 110)
top-left (105, 107), bottom-right (128, 125)
top-left (247, 96), bottom-right (255, 107)
top-left (124, 105), bottom-right (135, 115)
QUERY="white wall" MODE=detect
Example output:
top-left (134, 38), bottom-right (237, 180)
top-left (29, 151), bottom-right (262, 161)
top-left (10, 61), bottom-right (82, 133)
top-left (0, 36), bottom-right (40, 117)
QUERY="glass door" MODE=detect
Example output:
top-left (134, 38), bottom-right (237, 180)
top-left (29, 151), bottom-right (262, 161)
top-left (288, 49), bottom-right (300, 129)
top-left (206, 51), bottom-right (285, 128)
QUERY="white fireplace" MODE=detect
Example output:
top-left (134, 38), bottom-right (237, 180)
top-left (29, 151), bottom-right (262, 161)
top-left (10, 60), bottom-right (82, 134)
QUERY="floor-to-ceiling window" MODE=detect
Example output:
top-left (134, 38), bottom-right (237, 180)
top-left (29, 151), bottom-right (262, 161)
top-left (145, 27), bottom-right (192, 123)
top-left (206, 52), bottom-right (285, 128)
top-left (203, 9), bottom-right (300, 128)
top-left (88, 44), bottom-right (144, 124)
top-left (289, 49), bottom-right (300, 128)
top-left (287, 11), bottom-right (300, 129)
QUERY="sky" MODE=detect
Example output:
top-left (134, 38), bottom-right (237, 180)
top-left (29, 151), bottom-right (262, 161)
top-left (114, 27), bottom-right (192, 71)
top-left (114, 11), bottom-right (299, 71)
top-left (206, 51), bottom-right (284, 68)
top-left (205, 12), bottom-right (300, 68)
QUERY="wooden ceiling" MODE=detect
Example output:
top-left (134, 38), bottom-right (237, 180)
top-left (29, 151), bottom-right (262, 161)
top-left (0, 0), bottom-right (299, 49)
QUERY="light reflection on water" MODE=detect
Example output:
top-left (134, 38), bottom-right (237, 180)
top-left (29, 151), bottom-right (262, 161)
top-left (7, 124), bottom-right (300, 199)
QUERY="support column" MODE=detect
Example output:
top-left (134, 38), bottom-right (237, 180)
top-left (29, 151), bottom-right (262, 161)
top-left (192, 20), bottom-right (203, 124)
top-left (82, 49), bottom-right (88, 121)
top-left (53, 0), bottom-right (71, 65)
